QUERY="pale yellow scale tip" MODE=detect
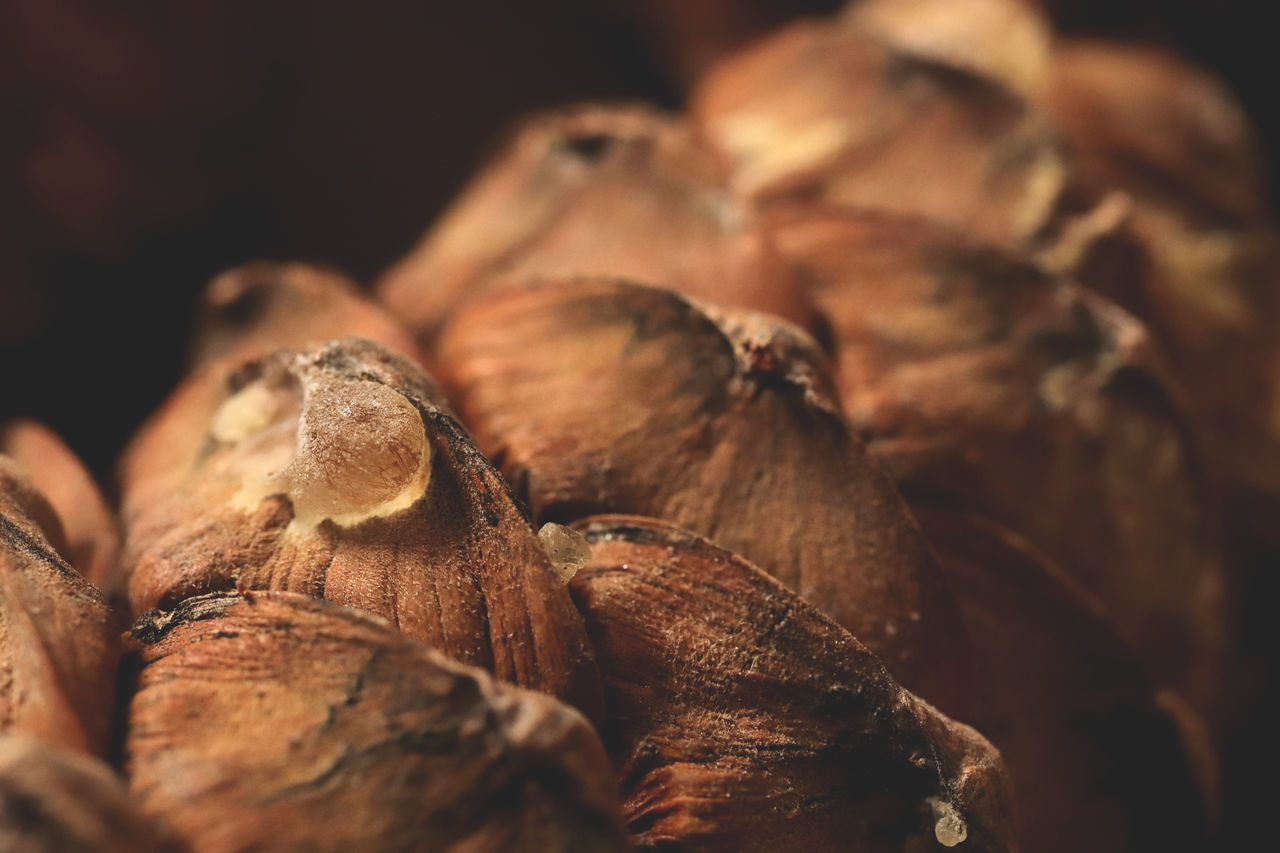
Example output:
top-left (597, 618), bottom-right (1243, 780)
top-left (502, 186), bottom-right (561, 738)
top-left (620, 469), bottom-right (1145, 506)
top-left (286, 378), bottom-right (430, 525)
top-left (538, 523), bottom-right (592, 583)
top-left (210, 381), bottom-right (290, 445)
top-left (930, 798), bottom-right (969, 847)
top-left (212, 371), bottom-right (432, 528)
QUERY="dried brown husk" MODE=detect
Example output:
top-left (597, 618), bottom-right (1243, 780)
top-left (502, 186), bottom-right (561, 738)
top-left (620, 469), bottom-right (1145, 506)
top-left (1039, 38), bottom-right (1280, 528)
top-left (618, 0), bottom-right (1052, 94)
top-left (913, 508), bottom-right (1215, 852)
top-left (188, 261), bottom-right (424, 370)
top-left (119, 338), bottom-right (602, 718)
top-left (1, 419), bottom-right (122, 599)
top-left (568, 515), bottom-right (1015, 852)
top-left (767, 207), bottom-right (1227, 714)
top-left (437, 276), bottom-right (968, 709)
top-left (840, 0), bottom-right (1053, 98)
top-left (1043, 39), bottom-right (1265, 228)
top-left (0, 733), bottom-right (183, 853)
top-left (689, 11), bottom-right (1067, 247)
top-left (609, 0), bottom-right (837, 86)
top-left (0, 458), bottom-right (119, 755)
top-left (378, 104), bottom-right (814, 347)
top-left (123, 591), bottom-right (628, 853)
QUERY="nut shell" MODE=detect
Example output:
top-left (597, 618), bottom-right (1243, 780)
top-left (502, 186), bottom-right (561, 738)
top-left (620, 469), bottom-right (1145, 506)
top-left (123, 591), bottom-right (628, 853)
top-left (0, 734), bottom-right (182, 853)
top-left (121, 338), bottom-right (602, 718)
top-left (916, 508), bottom-right (1214, 852)
top-left (1, 419), bottom-right (122, 599)
top-left (0, 458), bottom-right (119, 755)
top-left (437, 277), bottom-right (968, 708)
top-left (569, 515), bottom-right (1014, 852)
top-left (379, 104), bottom-right (814, 346)
top-left (691, 15), bottom-right (1066, 246)
top-left (1041, 39), bottom-right (1280, 527)
top-left (189, 261), bottom-right (424, 371)
top-left (768, 207), bottom-right (1227, 711)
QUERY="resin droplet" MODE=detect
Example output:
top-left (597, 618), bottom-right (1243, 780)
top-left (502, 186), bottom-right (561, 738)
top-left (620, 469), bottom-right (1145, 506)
top-left (211, 379), bottom-right (300, 446)
top-left (930, 798), bottom-right (968, 847)
top-left (538, 523), bottom-right (591, 582)
top-left (283, 378), bottom-right (431, 524)
top-left (210, 374), bottom-right (304, 488)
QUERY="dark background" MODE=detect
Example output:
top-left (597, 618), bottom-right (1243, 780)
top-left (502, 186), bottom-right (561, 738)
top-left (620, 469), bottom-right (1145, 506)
top-left (1, 3), bottom-right (1276, 846)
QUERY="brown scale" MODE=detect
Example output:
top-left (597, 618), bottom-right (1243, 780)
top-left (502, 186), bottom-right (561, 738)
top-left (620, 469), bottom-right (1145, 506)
top-left (123, 591), bottom-right (628, 853)
top-left (767, 206), bottom-right (1228, 721)
top-left (437, 276), bottom-right (970, 712)
top-left (119, 338), bottom-right (603, 721)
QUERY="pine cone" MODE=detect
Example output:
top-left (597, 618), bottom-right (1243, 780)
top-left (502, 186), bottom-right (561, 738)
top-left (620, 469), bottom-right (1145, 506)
top-left (4, 2), bottom-right (1270, 851)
